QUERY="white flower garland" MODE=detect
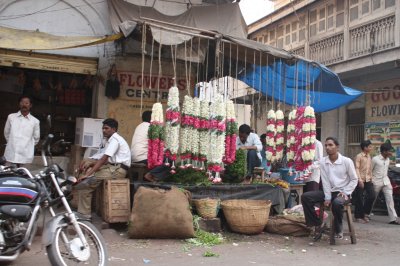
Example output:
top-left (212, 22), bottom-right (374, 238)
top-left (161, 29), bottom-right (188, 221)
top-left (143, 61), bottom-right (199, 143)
top-left (191, 98), bottom-right (201, 167)
top-left (207, 94), bottom-right (226, 183)
top-left (180, 96), bottom-right (193, 164)
top-left (199, 100), bottom-right (210, 169)
top-left (165, 87), bottom-right (180, 164)
top-left (275, 109), bottom-right (285, 161)
top-left (301, 106), bottom-right (316, 164)
top-left (265, 109), bottom-right (276, 164)
top-left (151, 103), bottom-right (164, 123)
top-left (286, 109), bottom-right (297, 164)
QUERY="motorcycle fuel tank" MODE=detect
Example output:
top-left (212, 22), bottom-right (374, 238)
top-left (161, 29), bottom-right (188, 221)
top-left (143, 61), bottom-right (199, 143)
top-left (0, 175), bottom-right (38, 204)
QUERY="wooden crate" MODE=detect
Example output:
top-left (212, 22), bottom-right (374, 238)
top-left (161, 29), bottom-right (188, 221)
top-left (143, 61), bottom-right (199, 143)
top-left (96, 179), bottom-right (131, 223)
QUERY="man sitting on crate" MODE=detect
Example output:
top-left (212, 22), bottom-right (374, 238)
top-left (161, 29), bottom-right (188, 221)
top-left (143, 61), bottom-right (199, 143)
top-left (75, 118), bottom-right (131, 219)
top-left (301, 137), bottom-right (358, 240)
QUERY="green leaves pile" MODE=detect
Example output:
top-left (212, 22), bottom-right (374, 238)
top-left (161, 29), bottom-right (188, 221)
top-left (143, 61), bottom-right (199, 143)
top-left (224, 148), bottom-right (247, 182)
top-left (163, 167), bottom-right (211, 185)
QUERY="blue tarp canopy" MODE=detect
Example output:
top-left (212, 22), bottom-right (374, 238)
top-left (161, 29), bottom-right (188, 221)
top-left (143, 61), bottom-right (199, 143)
top-left (237, 59), bottom-right (363, 113)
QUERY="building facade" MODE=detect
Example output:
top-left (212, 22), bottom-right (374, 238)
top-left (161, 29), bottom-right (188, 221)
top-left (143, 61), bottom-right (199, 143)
top-left (249, 0), bottom-right (400, 159)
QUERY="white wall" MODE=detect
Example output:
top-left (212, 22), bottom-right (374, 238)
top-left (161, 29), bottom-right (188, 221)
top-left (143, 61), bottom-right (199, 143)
top-left (0, 0), bottom-right (113, 58)
top-left (0, 0), bottom-right (116, 117)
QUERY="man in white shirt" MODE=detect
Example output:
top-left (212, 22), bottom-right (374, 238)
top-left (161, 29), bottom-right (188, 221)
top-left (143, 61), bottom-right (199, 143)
top-left (131, 111), bottom-right (151, 164)
top-left (75, 118), bottom-right (131, 218)
top-left (236, 124), bottom-right (262, 179)
top-left (304, 139), bottom-right (324, 192)
top-left (4, 96), bottom-right (40, 166)
top-left (371, 143), bottom-right (399, 225)
top-left (301, 137), bottom-right (358, 240)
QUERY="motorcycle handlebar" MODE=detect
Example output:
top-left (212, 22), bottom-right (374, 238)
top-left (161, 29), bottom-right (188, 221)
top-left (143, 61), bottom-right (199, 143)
top-left (42, 134), bottom-right (54, 151)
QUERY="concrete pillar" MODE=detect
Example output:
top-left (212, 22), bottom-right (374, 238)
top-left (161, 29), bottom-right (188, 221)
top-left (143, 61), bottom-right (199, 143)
top-left (321, 106), bottom-right (347, 155)
top-left (95, 55), bottom-right (111, 119)
top-left (343, 0), bottom-right (350, 60)
top-left (395, 0), bottom-right (400, 46)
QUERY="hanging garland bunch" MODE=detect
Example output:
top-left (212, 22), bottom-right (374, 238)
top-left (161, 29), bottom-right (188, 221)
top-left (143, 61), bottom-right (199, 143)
top-left (207, 94), bottom-right (226, 183)
top-left (265, 109), bottom-right (276, 166)
top-left (274, 109), bottom-right (285, 161)
top-left (147, 103), bottom-right (165, 169)
top-left (293, 106), bottom-right (305, 171)
top-left (286, 109), bottom-right (297, 168)
top-left (198, 100), bottom-right (210, 170)
top-left (180, 95), bottom-right (193, 167)
top-left (301, 106), bottom-right (316, 172)
top-left (191, 98), bottom-right (201, 168)
top-left (223, 100), bottom-right (237, 165)
top-left (165, 86), bottom-right (180, 170)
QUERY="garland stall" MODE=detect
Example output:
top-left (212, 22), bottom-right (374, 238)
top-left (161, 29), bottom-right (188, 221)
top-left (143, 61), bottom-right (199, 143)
top-left (207, 94), bottom-right (226, 183)
top-left (165, 86), bottom-right (181, 172)
top-left (147, 103), bottom-right (165, 169)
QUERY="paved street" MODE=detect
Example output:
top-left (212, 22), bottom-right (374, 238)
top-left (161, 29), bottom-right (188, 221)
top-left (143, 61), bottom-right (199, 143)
top-left (7, 214), bottom-right (399, 266)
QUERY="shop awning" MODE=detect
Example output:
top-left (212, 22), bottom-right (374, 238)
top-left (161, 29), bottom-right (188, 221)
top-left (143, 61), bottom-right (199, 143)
top-left (0, 26), bottom-right (122, 50)
top-left (238, 60), bottom-right (363, 113)
top-left (108, 0), bottom-right (247, 44)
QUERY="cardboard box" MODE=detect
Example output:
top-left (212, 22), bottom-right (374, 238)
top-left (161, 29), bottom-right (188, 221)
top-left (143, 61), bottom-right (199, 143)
top-left (75, 117), bottom-right (104, 147)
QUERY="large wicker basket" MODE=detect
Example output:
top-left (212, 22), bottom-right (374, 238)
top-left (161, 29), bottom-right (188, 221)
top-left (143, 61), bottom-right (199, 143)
top-left (193, 198), bottom-right (220, 219)
top-left (221, 199), bottom-right (272, 234)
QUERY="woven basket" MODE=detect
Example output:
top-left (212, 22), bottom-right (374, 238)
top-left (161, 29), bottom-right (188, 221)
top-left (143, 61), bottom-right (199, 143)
top-left (221, 199), bottom-right (272, 234)
top-left (193, 198), bottom-right (220, 219)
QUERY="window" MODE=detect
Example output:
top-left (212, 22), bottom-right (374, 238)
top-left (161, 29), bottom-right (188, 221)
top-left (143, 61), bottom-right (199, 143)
top-left (349, 0), bottom-right (394, 22)
top-left (385, 0), bottom-right (395, 8)
top-left (309, 9), bottom-right (318, 37)
top-left (285, 24), bottom-right (291, 45)
top-left (372, 0), bottom-right (380, 9)
top-left (277, 25), bottom-right (284, 48)
top-left (319, 8), bottom-right (326, 32)
top-left (299, 16), bottom-right (306, 41)
top-left (362, 0), bottom-right (370, 15)
top-left (327, 4), bottom-right (334, 29)
top-left (336, 0), bottom-right (345, 27)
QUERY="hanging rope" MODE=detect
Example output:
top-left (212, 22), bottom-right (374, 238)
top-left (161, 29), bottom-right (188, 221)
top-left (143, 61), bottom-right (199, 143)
top-left (271, 57), bottom-right (275, 109)
top-left (196, 38), bottom-right (201, 92)
top-left (228, 43), bottom-right (232, 99)
top-left (257, 51), bottom-right (262, 119)
top-left (188, 38), bottom-right (193, 95)
top-left (157, 41), bottom-right (162, 102)
top-left (170, 44), bottom-right (177, 86)
top-left (149, 35), bottom-right (155, 91)
top-left (184, 40), bottom-right (190, 96)
top-left (265, 54), bottom-right (269, 116)
top-left (282, 61), bottom-right (286, 114)
top-left (140, 23), bottom-right (147, 115)
top-left (234, 44), bottom-right (239, 106)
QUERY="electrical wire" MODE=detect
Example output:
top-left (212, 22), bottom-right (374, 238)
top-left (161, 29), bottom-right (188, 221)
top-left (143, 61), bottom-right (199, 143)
top-left (0, 0), bottom-right (106, 20)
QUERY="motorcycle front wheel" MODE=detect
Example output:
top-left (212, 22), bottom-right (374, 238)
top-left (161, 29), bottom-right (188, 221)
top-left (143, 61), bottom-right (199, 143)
top-left (46, 220), bottom-right (108, 266)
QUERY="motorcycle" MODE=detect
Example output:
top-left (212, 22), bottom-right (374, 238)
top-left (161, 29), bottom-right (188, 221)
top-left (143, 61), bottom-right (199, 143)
top-left (0, 134), bottom-right (108, 265)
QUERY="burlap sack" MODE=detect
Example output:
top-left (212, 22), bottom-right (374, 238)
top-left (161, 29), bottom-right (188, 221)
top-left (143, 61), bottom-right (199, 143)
top-left (265, 216), bottom-right (311, 237)
top-left (128, 186), bottom-right (195, 239)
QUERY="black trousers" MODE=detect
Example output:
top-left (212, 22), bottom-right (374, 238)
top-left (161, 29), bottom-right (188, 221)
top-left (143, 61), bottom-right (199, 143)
top-left (304, 181), bottom-right (320, 193)
top-left (246, 150), bottom-right (261, 176)
top-left (352, 182), bottom-right (375, 219)
top-left (301, 191), bottom-right (350, 234)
